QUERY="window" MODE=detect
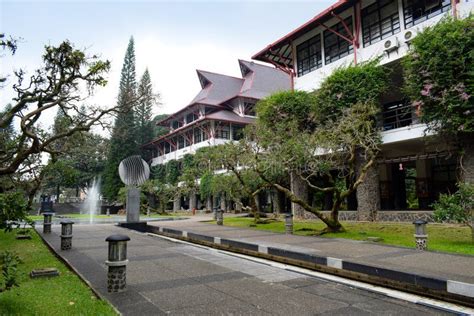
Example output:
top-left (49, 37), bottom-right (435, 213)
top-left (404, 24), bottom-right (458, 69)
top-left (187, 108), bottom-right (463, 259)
top-left (403, 0), bottom-right (451, 28)
top-left (296, 34), bottom-right (322, 77)
top-left (177, 135), bottom-right (185, 149)
top-left (216, 123), bottom-right (230, 139)
top-left (164, 142), bottom-right (170, 154)
top-left (201, 123), bottom-right (209, 141)
top-left (194, 128), bottom-right (202, 143)
top-left (186, 113), bottom-right (197, 124)
top-left (381, 100), bottom-right (413, 131)
top-left (362, 0), bottom-right (400, 46)
top-left (324, 17), bottom-right (354, 64)
top-left (232, 125), bottom-right (244, 141)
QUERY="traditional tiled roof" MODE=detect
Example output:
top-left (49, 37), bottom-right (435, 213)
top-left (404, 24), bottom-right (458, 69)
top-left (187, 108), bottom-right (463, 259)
top-left (157, 60), bottom-right (291, 126)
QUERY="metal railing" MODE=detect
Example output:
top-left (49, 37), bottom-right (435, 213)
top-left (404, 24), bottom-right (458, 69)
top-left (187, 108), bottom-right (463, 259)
top-left (380, 101), bottom-right (415, 131)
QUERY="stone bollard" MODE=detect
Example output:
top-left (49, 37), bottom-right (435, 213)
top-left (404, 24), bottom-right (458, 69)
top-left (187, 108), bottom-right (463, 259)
top-left (216, 209), bottom-right (224, 225)
top-left (43, 212), bottom-right (54, 234)
top-left (105, 234), bottom-right (130, 293)
top-left (413, 219), bottom-right (428, 250)
top-left (285, 213), bottom-right (293, 235)
top-left (60, 220), bottom-right (74, 250)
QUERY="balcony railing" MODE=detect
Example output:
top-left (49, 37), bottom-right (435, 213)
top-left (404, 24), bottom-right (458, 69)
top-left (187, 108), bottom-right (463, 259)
top-left (380, 101), bottom-right (416, 131)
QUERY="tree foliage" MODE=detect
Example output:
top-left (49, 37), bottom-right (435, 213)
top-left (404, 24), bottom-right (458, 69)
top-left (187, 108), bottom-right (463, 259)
top-left (433, 182), bottom-right (474, 242)
top-left (136, 69), bottom-right (159, 158)
top-left (403, 16), bottom-right (474, 136)
top-left (0, 39), bottom-right (114, 176)
top-left (314, 59), bottom-right (389, 120)
top-left (102, 37), bottom-right (139, 201)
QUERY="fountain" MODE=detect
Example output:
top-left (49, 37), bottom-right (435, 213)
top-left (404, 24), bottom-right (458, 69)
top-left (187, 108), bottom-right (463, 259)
top-left (82, 177), bottom-right (101, 223)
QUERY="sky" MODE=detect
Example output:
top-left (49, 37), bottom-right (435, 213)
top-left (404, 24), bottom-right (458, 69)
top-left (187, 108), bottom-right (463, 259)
top-left (1, 0), bottom-right (334, 135)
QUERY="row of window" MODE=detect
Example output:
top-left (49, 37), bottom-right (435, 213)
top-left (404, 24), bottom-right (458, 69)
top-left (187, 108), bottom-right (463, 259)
top-left (296, 0), bottom-right (451, 77)
top-left (158, 124), bottom-right (245, 155)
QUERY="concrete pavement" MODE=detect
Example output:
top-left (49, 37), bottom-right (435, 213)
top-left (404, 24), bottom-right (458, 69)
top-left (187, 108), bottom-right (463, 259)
top-left (37, 223), bottom-right (455, 315)
top-left (118, 214), bottom-right (474, 307)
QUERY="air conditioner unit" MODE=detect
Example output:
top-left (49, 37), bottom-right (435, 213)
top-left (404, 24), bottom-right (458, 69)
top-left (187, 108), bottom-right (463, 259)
top-left (383, 38), bottom-right (399, 52)
top-left (403, 29), bottom-right (418, 43)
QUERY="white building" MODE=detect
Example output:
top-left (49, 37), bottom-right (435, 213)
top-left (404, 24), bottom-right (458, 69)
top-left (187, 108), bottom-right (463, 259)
top-left (252, 0), bottom-right (474, 218)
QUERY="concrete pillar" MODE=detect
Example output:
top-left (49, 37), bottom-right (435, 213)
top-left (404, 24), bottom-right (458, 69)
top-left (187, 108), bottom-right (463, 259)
top-left (462, 143), bottom-right (474, 184)
top-left (189, 191), bottom-right (197, 210)
top-left (290, 171), bottom-right (309, 218)
top-left (206, 196), bottom-right (213, 212)
top-left (356, 153), bottom-right (380, 221)
top-left (272, 189), bottom-right (285, 214)
top-left (173, 192), bottom-right (181, 212)
top-left (220, 194), bottom-right (226, 211)
top-left (126, 187), bottom-right (140, 223)
top-left (234, 199), bottom-right (243, 212)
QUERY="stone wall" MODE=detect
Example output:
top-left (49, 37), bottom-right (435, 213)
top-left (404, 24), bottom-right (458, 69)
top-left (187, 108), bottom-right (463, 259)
top-left (300, 210), bottom-right (435, 223)
top-left (356, 152), bottom-right (380, 221)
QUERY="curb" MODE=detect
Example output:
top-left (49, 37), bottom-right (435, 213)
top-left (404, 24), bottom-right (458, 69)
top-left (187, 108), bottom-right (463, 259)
top-left (118, 222), bottom-right (474, 308)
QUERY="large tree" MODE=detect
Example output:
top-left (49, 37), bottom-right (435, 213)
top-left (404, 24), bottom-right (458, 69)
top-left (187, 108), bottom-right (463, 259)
top-left (403, 16), bottom-right (474, 183)
top-left (0, 39), bottom-right (114, 177)
top-left (102, 37), bottom-right (139, 200)
top-left (136, 68), bottom-right (159, 159)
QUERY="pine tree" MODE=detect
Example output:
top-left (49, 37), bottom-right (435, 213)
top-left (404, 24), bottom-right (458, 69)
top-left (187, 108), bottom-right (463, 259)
top-left (102, 37), bottom-right (139, 201)
top-left (136, 68), bottom-right (158, 159)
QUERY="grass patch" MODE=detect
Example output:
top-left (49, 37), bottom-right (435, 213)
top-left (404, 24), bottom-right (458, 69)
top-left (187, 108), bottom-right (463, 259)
top-left (0, 229), bottom-right (117, 315)
top-left (220, 217), bottom-right (474, 256)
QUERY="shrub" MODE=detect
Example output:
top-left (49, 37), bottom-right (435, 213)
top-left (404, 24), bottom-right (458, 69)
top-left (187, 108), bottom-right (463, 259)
top-left (433, 182), bottom-right (474, 242)
top-left (0, 192), bottom-right (31, 232)
top-left (0, 251), bottom-right (22, 292)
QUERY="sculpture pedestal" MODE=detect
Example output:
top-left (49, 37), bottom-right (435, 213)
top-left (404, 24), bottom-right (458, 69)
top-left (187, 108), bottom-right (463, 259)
top-left (126, 187), bottom-right (140, 223)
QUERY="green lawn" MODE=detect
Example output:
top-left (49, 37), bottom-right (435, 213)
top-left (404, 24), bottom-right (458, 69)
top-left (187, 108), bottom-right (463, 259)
top-left (219, 217), bottom-right (474, 256)
top-left (0, 229), bottom-right (117, 315)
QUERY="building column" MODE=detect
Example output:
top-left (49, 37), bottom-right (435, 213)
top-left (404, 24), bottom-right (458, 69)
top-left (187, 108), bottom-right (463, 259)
top-left (462, 142), bottom-right (474, 184)
top-left (189, 190), bottom-right (197, 210)
top-left (234, 198), bottom-right (243, 212)
top-left (219, 194), bottom-right (226, 211)
top-left (290, 171), bottom-right (309, 218)
top-left (173, 192), bottom-right (181, 212)
top-left (206, 196), bottom-right (213, 212)
top-left (356, 153), bottom-right (380, 221)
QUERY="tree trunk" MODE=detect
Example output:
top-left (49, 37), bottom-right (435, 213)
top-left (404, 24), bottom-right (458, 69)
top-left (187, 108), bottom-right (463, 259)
top-left (189, 190), bottom-right (197, 210)
top-left (173, 193), bottom-right (181, 212)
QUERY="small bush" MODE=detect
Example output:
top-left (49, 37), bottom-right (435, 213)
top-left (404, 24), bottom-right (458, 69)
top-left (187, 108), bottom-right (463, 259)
top-left (0, 251), bottom-right (22, 292)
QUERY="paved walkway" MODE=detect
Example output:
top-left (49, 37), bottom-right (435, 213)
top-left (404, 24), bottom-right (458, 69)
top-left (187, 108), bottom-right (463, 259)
top-left (143, 215), bottom-right (474, 305)
top-left (38, 224), bottom-right (453, 315)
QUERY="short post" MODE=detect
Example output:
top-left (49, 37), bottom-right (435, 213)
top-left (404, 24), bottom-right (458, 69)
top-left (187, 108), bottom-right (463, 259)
top-left (60, 220), bottom-right (74, 250)
top-left (106, 208), bottom-right (110, 216)
top-left (216, 209), bottom-right (224, 225)
top-left (413, 219), bottom-right (428, 250)
top-left (43, 212), bottom-right (54, 234)
top-left (105, 234), bottom-right (130, 293)
top-left (285, 213), bottom-right (293, 235)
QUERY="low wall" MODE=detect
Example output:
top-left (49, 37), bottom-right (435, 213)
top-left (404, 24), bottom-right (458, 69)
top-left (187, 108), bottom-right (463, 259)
top-left (300, 210), bottom-right (435, 222)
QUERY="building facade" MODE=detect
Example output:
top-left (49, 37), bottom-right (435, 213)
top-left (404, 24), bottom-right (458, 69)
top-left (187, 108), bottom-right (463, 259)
top-left (144, 60), bottom-right (290, 210)
top-left (252, 0), bottom-right (473, 218)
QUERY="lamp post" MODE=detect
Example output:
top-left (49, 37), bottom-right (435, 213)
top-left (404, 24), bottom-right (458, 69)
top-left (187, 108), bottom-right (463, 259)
top-left (60, 220), bottom-right (74, 250)
top-left (105, 234), bottom-right (130, 293)
top-left (413, 219), bottom-right (428, 250)
top-left (285, 213), bottom-right (293, 235)
top-left (43, 212), bottom-right (54, 234)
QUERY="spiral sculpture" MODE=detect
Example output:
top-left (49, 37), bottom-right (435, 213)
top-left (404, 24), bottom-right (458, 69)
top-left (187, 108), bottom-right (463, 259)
top-left (118, 155), bottom-right (150, 186)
